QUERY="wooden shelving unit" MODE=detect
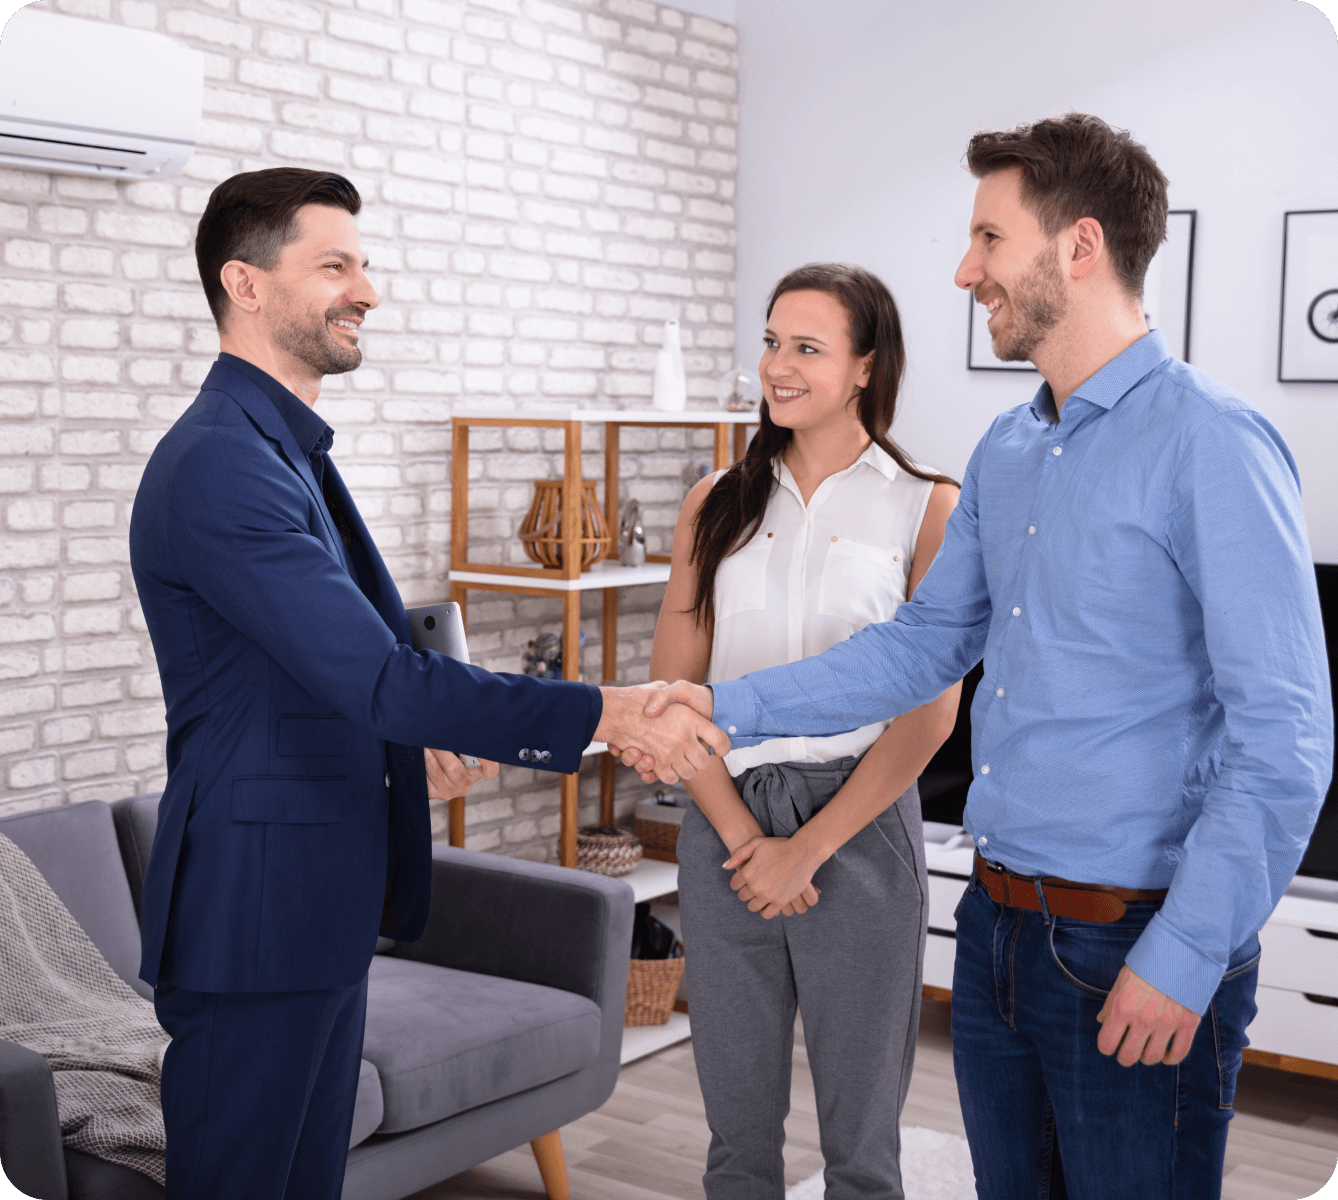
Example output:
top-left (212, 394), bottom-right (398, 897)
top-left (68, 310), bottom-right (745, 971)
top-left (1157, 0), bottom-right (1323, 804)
top-left (446, 406), bottom-right (757, 867)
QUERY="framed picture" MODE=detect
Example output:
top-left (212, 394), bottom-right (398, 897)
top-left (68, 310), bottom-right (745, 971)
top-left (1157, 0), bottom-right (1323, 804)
top-left (1279, 209), bottom-right (1338, 383)
top-left (966, 208), bottom-right (1197, 371)
top-left (1143, 210), bottom-right (1196, 362)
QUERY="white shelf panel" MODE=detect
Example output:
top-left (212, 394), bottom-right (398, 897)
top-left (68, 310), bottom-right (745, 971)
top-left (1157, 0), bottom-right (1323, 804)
top-left (624, 857), bottom-right (679, 904)
top-left (620, 1010), bottom-right (691, 1065)
top-left (452, 406), bottom-right (759, 424)
top-left (448, 560), bottom-right (672, 592)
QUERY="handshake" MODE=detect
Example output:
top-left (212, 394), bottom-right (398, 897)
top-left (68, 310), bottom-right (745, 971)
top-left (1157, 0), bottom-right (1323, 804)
top-left (593, 680), bottom-right (723, 784)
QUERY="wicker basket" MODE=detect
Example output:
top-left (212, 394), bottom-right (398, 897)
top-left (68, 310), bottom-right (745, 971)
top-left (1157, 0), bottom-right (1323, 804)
top-left (518, 480), bottom-right (613, 570)
top-left (625, 953), bottom-right (686, 1027)
top-left (575, 826), bottom-right (642, 876)
top-left (634, 817), bottom-right (680, 864)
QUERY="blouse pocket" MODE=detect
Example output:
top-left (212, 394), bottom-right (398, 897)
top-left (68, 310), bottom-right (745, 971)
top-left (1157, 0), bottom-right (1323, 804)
top-left (715, 530), bottom-right (774, 620)
top-left (817, 538), bottom-right (904, 630)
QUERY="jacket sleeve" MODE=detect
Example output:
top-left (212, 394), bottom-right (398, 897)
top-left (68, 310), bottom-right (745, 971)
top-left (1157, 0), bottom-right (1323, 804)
top-left (157, 431), bottom-right (599, 773)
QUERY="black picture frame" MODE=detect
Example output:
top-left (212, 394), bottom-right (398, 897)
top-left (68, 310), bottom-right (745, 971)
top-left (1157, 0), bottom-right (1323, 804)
top-left (1278, 209), bottom-right (1338, 383)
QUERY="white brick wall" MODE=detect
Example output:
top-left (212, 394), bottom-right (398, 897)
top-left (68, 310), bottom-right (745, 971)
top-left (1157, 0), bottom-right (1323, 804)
top-left (0, 0), bottom-right (737, 860)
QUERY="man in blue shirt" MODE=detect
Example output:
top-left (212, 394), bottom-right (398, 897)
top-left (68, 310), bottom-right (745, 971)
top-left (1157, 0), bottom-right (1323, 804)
top-left (633, 115), bottom-right (1332, 1196)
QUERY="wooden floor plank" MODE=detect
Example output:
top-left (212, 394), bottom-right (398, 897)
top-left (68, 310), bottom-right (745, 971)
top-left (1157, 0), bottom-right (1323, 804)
top-left (411, 998), bottom-right (1338, 1200)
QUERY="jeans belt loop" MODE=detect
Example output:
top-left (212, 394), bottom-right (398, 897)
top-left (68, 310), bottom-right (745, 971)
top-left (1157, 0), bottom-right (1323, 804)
top-left (1032, 875), bottom-right (1052, 923)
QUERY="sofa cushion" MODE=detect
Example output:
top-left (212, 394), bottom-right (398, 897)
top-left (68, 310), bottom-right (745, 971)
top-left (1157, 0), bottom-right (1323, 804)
top-left (362, 955), bottom-right (601, 1134)
top-left (65, 1149), bottom-right (165, 1200)
top-left (0, 802), bottom-right (150, 1002)
top-left (349, 1057), bottom-right (384, 1149)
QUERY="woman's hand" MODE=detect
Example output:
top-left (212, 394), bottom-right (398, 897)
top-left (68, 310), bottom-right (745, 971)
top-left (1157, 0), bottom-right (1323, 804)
top-left (424, 748), bottom-right (498, 799)
top-left (725, 835), bottom-right (824, 919)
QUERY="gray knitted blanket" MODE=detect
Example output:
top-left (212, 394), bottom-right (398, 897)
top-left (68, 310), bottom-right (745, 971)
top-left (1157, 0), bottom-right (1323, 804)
top-left (0, 832), bottom-right (167, 1184)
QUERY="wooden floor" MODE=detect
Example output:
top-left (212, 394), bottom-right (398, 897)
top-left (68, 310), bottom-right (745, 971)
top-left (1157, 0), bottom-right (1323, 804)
top-left (412, 999), bottom-right (1338, 1200)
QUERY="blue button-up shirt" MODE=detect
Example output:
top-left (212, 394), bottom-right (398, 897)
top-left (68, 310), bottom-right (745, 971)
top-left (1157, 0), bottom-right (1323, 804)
top-left (711, 330), bottom-right (1332, 1013)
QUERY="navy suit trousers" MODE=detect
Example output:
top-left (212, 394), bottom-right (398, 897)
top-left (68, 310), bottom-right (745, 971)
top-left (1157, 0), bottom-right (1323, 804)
top-left (154, 978), bottom-right (368, 1200)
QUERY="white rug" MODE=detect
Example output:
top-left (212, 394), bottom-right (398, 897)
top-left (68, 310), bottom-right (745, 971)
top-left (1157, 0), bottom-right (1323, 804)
top-left (784, 1126), bottom-right (975, 1200)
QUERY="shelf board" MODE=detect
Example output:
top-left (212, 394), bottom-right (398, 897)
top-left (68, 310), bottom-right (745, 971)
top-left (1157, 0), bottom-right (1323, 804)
top-left (624, 856), bottom-right (679, 904)
top-left (620, 1010), bottom-right (691, 1065)
top-left (452, 406), bottom-right (759, 424)
top-left (448, 560), bottom-right (672, 592)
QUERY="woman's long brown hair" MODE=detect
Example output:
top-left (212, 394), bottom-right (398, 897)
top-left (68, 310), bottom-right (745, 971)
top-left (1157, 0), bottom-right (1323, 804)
top-left (688, 262), bottom-right (955, 627)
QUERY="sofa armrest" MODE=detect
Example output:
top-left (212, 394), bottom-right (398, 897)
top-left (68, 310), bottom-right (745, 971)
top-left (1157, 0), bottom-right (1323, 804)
top-left (392, 845), bottom-right (634, 1010)
top-left (0, 1039), bottom-right (68, 1200)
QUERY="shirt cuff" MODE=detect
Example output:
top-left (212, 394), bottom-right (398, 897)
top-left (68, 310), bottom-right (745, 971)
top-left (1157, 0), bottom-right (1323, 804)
top-left (711, 678), bottom-right (768, 748)
top-left (581, 682), bottom-right (603, 748)
top-left (1124, 911), bottom-right (1225, 1016)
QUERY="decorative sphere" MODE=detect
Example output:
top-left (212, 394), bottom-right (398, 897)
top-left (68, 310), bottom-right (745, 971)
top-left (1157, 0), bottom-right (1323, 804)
top-left (716, 364), bottom-right (762, 412)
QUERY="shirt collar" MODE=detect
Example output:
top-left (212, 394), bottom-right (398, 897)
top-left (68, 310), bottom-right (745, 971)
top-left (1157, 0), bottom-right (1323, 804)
top-left (218, 353), bottom-right (333, 457)
top-left (773, 439), bottom-right (902, 489)
top-left (1027, 329), bottom-right (1173, 421)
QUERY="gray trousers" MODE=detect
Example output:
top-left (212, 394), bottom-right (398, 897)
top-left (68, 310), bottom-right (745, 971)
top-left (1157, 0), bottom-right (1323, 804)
top-left (677, 758), bottom-right (928, 1200)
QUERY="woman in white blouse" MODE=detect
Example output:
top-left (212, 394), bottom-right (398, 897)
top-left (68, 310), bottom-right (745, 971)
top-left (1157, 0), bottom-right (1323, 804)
top-left (649, 264), bottom-right (962, 1200)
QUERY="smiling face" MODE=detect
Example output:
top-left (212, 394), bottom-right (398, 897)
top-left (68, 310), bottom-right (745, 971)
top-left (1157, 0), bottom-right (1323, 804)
top-left (759, 289), bottom-right (872, 434)
top-left (955, 166), bottom-right (1070, 363)
top-left (261, 203), bottom-right (376, 377)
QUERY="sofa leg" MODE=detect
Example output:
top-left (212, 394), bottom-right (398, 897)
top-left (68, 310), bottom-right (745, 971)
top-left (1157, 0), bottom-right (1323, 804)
top-left (529, 1129), bottom-right (570, 1200)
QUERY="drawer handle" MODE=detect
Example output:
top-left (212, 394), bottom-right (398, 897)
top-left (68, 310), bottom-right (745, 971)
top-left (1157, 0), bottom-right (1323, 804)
top-left (1303, 993), bottom-right (1338, 1007)
top-left (928, 869), bottom-right (971, 882)
top-left (1305, 928), bottom-right (1338, 941)
top-left (928, 926), bottom-right (957, 940)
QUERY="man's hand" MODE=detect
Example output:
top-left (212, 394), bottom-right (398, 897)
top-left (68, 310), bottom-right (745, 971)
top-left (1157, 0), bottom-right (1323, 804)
top-left (610, 680), bottom-right (717, 780)
top-left (725, 835), bottom-right (822, 919)
top-left (424, 748), bottom-right (498, 799)
top-left (595, 684), bottom-right (729, 784)
top-left (1096, 964), bottom-right (1201, 1066)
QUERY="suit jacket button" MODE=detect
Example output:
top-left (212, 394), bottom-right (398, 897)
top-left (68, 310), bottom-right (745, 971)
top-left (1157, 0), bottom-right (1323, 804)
top-left (384, 773), bottom-right (390, 789)
top-left (519, 749), bottom-right (531, 762)
top-left (539, 751), bottom-right (551, 763)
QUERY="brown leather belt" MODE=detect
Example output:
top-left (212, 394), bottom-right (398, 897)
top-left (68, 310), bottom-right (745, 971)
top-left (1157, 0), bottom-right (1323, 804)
top-left (973, 852), bottom-right (1168, 923)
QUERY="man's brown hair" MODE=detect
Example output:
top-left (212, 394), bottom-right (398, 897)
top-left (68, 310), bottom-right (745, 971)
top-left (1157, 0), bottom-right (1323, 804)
top-left (195, 168), bottom-right (362, 327)
top-left (965, 113), bottom-right (1168, 296)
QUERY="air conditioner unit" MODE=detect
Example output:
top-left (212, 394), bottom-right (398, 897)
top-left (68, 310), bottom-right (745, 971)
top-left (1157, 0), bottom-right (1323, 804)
top-left (0, 6), bottom-right (202, 180)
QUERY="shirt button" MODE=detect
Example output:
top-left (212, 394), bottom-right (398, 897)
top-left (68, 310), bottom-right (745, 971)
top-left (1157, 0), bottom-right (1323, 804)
top-left (996, 687), bottom-right (1004, 697)
top-left (978, 836), bottom-right (988, 846)
top-left (981, 764), bottom-right (990, 774)
top-left (1053, 446), bottom-right (1062, 456)
top-left (727, 725), bottom-right (737, 735)
top-left (1028, 525), bottom-right (1036, 535)
top-left (1012, 606), bottom-right (1021, 616)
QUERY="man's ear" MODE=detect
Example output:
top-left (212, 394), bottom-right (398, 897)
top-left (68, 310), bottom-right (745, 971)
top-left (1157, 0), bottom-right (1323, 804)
top-left (1067, 217), bottom-right (1105, 281)
top-left (219, 260), bottom-right (263, 317)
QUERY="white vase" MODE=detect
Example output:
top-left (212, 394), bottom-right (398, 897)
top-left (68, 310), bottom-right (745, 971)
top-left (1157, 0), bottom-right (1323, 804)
top-left (651, 319), bottom-right (687, 411)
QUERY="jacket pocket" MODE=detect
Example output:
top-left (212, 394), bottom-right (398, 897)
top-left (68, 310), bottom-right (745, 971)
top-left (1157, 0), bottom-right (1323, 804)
top-left (277, 715), bottom-right (353, 757)
top-left (232, 775), bottom-right (350, 824)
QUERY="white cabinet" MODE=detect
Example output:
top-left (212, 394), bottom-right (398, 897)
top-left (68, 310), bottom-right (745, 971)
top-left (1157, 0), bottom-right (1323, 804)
top-left (917, 825), bottom-right (1338, 1078)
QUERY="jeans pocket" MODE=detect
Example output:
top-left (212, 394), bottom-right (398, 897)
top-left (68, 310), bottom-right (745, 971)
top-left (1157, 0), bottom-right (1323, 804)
top-left (1047, 909), bottom-right (1156, 998)
top-left (1212, 953), bottom-right (1259, 1110)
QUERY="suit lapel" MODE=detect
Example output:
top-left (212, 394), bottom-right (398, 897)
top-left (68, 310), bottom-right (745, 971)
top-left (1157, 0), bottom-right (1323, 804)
top-left (204, 360), bottom-right (345, 556)
top-left (322, 457), bottom-right (411, 643)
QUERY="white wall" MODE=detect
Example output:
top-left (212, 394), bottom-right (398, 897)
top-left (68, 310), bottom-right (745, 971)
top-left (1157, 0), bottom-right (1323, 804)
top-left (732, 0), bottom-right (1338, 560)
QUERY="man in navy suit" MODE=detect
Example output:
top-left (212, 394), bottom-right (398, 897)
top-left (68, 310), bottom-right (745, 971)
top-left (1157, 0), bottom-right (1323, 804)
top-left (130, 168), bottom-right (727, 1199)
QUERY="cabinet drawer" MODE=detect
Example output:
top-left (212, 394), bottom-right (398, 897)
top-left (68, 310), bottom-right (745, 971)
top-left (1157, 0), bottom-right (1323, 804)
top-left (1258, 921), bottom-right (1338, 995)
top-left (927, 870), bottom-right (970, 933)
top-left (923, 928), bottom-right (956, 991)
top-left (1247, 985), bottom-right (1338, 1065)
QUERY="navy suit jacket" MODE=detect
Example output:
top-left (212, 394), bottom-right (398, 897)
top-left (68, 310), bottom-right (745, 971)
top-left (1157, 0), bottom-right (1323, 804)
top-left (130, 359), bottom-right (599, 992)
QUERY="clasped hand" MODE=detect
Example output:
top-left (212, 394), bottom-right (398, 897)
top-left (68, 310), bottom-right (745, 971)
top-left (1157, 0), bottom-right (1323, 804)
top-left (725, 835), bottom-right (822, 918)
top-left (596, 680), bottom-right (727, 785)
top-left (424, 748), bottom-right (498, 799)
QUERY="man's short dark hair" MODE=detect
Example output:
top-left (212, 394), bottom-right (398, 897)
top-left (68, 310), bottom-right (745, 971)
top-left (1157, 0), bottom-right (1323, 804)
top-left (965, 114), bottom-right (1168, 296)
top-left (195, 168), bottom-right (362, 327)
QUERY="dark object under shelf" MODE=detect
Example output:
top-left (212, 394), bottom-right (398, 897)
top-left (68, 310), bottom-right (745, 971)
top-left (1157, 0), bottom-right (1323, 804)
top-left (1298, 564), bottom-right (1338, 881)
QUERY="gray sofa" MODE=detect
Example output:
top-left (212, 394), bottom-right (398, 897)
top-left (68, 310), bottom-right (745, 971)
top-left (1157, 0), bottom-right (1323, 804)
top-left (0, 797), bottom-right (634, 1200)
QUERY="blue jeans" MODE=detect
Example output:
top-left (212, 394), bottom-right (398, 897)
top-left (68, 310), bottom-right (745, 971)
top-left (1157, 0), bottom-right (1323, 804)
top-left (951, 878), bottom-right (1260, 1199)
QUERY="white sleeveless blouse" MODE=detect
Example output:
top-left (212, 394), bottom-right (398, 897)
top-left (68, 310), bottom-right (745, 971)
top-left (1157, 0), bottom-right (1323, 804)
top-left (708, 441), bottom-right (937, 776)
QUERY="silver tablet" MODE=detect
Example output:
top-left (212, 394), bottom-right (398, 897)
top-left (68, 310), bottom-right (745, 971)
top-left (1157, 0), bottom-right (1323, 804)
top-left (406, 602), bottom-right (480, 768)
